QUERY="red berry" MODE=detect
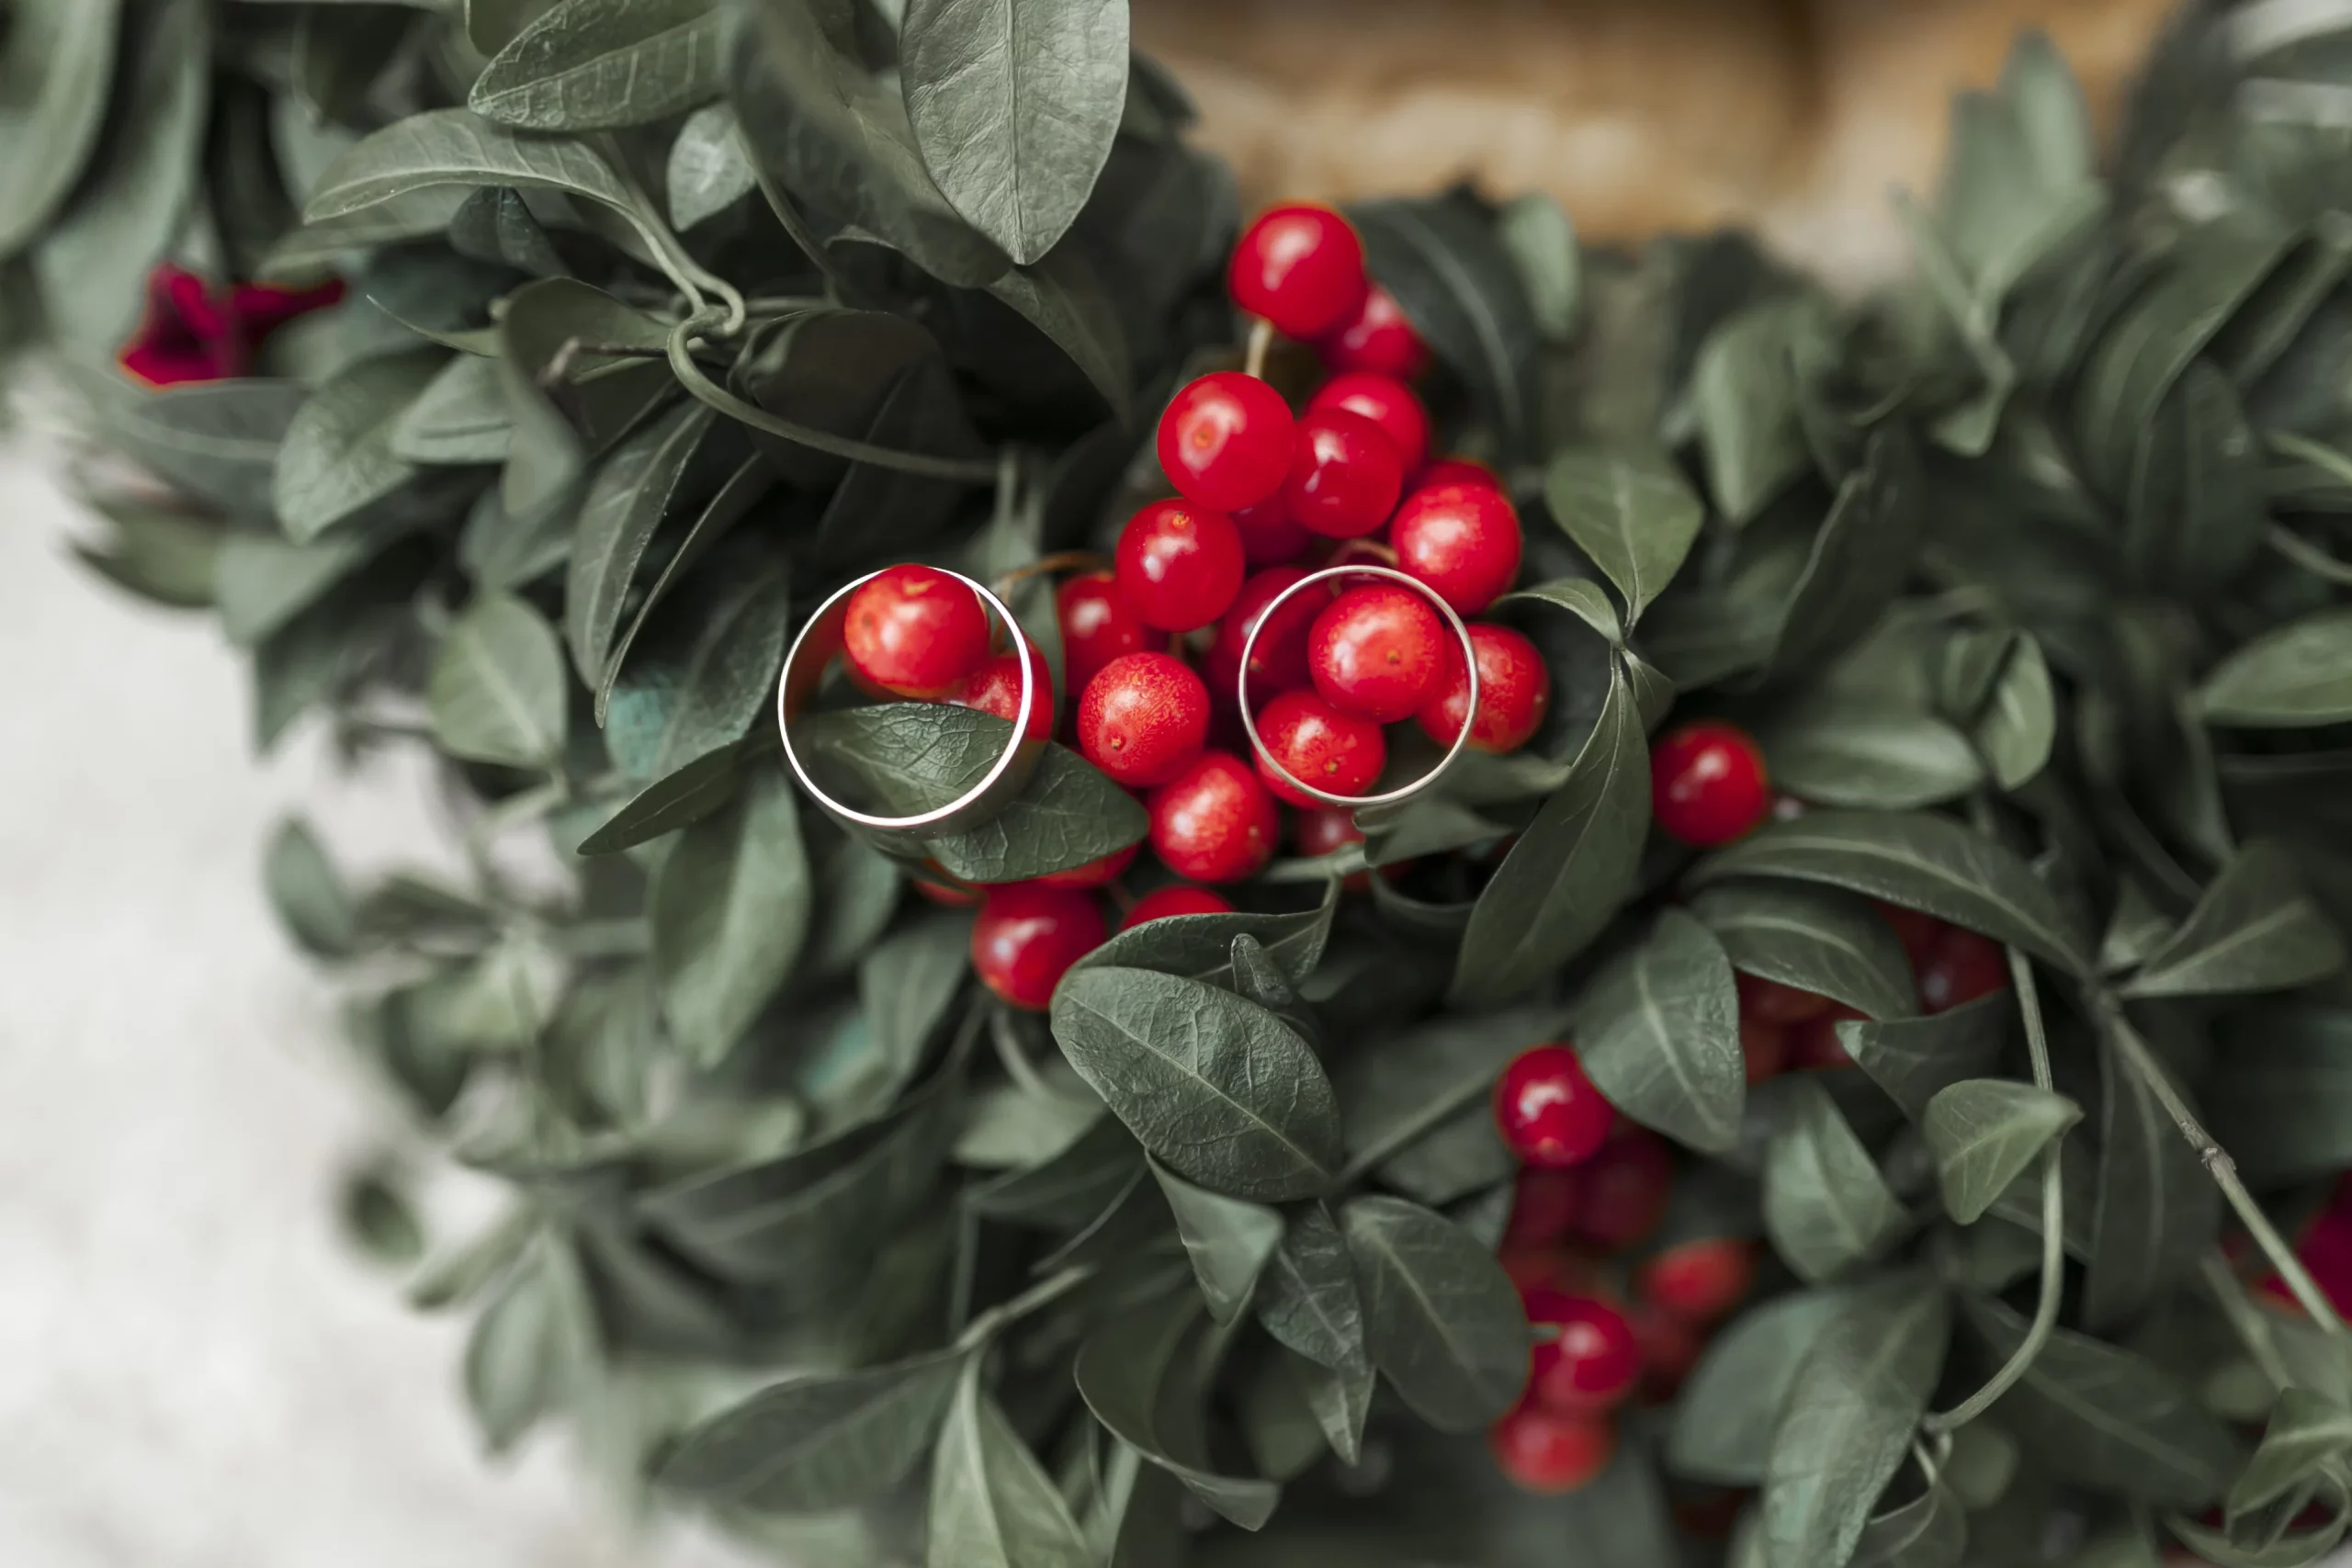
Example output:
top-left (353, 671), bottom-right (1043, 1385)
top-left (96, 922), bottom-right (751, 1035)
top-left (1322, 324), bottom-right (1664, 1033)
top-left (1787, 1003), bottom-right (1865, 1070)
top-left (1736, 971), bottom-right (1832, 1025)
top-left (1639, 1237), bottom-right (1756, 1325)
top-left (1115, 500), bottom-right (1246, 633)
top-left (1149, 750), bottom-right (1279, 885)
top-left (1157, 371), bottom-right (1295, 513)
top-left (1494, 1043), bottom-right (1615, 1168)
top-left (1650, 720), bottom-right (1772, 847)
top-left (1283, 408), bottom-right (1405, 539)
top-left (841, 565), bottom-right (993, 697)
top-left (1417, 457), bottom-right (1502, 493)
top-left (1416, 622), bottom-right (1550, 754)
top-left (1630, 1304), bottom-right (1703, 1401)
top-left (1873, 900), bottom-right (1946, 967)
top-left (1034, 843), bottom-right (1138, 891)
top-left (1528, 1292), bottom-right (1643, 1414)
top-left (948, 647), bottom-right (1054, 741)
top-left (1740, 1015), bottom-right (1788, 1084)
top-left (1489, 1404), bottom-right (1616, 1495)
top-left (1318, 283), bottom-right (1428, 378)
top-left (1121, 885), bottom-right (1235, 928)
top-left (1918, 926), bottom-right (2009, 1012)
top-left (1295, 804), bottom-right (1363, 860)
top-left (1253, 690), bottom-right (1386, 806)
top-left (1391, 481), bottom-right (1524, 615)
top-left (1570, 1128), bottom-right (1673, 1252)
top-left (1228, 204), bottom-right (1369, 341)
top-left (972, 883), bottom-right (1105, 1010)
top-left (1077, 651), bottom-right (1210, 787)
top-left (1307, 371), bottom-right (1430, 471)
top-left (1204, 567), bottom-right (1323, 706)
top-left (1229, 495), bottom-right (1312, 567)
top-left (1057, 571), bottom-right (1151, 696)
top-left (1310, 582), bottom-right (1449, 723)
top-left (1504, 1167), bottom-right (1587, 1249)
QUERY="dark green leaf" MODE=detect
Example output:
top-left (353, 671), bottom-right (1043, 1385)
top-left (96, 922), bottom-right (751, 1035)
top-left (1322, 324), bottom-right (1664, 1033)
top-left (1922, 1079), bottom-right (2082, 1224)
top-left (78, 500), bottom-right (223, 611)
top-left (1050, 966), bottom-right (1342, 1202)
top-left (2197, 611), bottom-right (2352, 728)
top-left (1757, 700), bottom-right (1983, 811)
top-left (85, 374), bottom-right (308, 521)
top-left (1690, 808), bottom-right (2093, 976)
top-left (1498, 192), bottom-right (1579, 342)
top-left (1076, 885), bottom-right (1338, 991)
top-left (985, 246), bottom-right (1135, 426)
top-left (428, 592), bottom-right (569, 767)
top-left (2125, 361), bottom-right (2265, 594)
top-left (1961, 632), bottom-right (2055, 793)
top-left (1334, 1002), bottom-right (1562, 1177)
top-left (1690, 297), bottom-right (1815, 524)
top-left (1256, 1204), bottom-right (1367, 1373)
top-left (658, 1347), bottom-right (967, 1511)
top-left (605, 555), bottom-right (792, 784)
top-left (1575, 908), bottom-right (1745, 1154)
top-left (274, 350), bottom-right (444, 542)
top-left (303, 107), bottom-right (635, 226)
top-left (1838, 992), bottom-right (2012, 1123)
top-left (1151, 1160), bottom-right (1283, 1324)
top-left (471, 0), bottom-right (723, 132)
top-left (1693, 881), bottom-right (1920, 1022)
top-left (2210, 1006), bottom-right (2352, 1185)
top-left (899, 0), bottom-right (1127, 266)
top-left (2084, 1027), bottom-right (2219, 1331)
top-left (0, 0), bottom-right (121, 254)
top-left (1760, 1272), bottom-right (1950, 1568)
top-left (2167, 1510), bottom-right (2347, 1568)
top-left (391, 354), bottom-right (512, 466)
top-left (1377, 1101), bottom-right (1514, 1207)
top-left (1351, 195), bottom-right (1543, 457)
top-left (1763, 1077), bottom-right (1909, 1281)
top-left (1075, 1291), bottom-right (1279, 1529)
top-left (857, 913), bottom-right (972, 1109)
top-left (2230, 1389), bottom-right (2352, 1533)
top-left (1341, 1195), bottom-right (1527, 1433)
top-left (649, 766), bottom-right (809, 1066)
top-left (448, 186), bottom-right (565, 277)
top-left (924, 744), bottom-right (1149, 885)
top-left (1295, 1355), bottom-right (1374, 1468)
top-left (1453, 661), bottom-right (1647, 1001)
top-left (217, 524), bottom-right (401, 646)
top-left (669, 102), bottom-right (753, 228)
top-left (464, 1233), bottom-right (593, 1453)
top-left (266, 817), bottom-right (357, 959)
top-left (566, 401), bottom-right (715, 686)
top-left (1669, 1287), bottom-right (1851, 1484)
top-left (1770, 426), bottom-right (1921, 676)
top-left (576, 741), bottom-right (747, 854)
top-left (1544, 447), bottom-right (1703, 625)
top-left (1850, 1483), bottom-right (1967, 1568)
top-left (1503, 575), bottom-right (1623, 644)
top-left (929, 1356), bottom-right (1092, 1568)
top-left (2123, 840), bottom-right (2346, 998)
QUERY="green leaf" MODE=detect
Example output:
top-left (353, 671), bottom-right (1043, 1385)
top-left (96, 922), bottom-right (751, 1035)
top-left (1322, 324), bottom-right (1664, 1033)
top-left (1838, 992), bottom-right (2011, 1123)
top-left (303, 107), bottom-right (634, 225)
top-left (0, 0), bottom-right (122, 254)
top-left (2197, 609), bottom-right (2352, 728)
top-left (2168, 1510), bottom-right (2347, 1568)
top-left (855, 912), bottom-right (972, 1111)
top-left (1850, 1483), bottom-right (1967, 1568)
top-left (2123, 840), bottom-right (2346, 999)
top-left (1503, 575), bottom-right (1623, 644)
top-left (1693, 882), bottom-right (1920, 1022)
top-left (1669, 1287), bottom-right (1852, 1484)
top-left (1575, 908), bottom-right (1746, 1154)
top-left (1075, 1291), bottom-right (1279, 1529)
top-left (1922, 1079), bottom-right (2082, 1224)
top-left (1295, 1356), bottom-right (1374, 1469)
top-left (1340, 1195), bottom-right (1528, 1433)
top-left (604, 547), bottom-right (789, 784)
top-left (984, 247), bottom-right (1136, 426)
top-left (1770, 426), bottom-right (1922, 676)
top-left (1352, 194), bottom-right (1544, 457)
top-left (649, 767), bottom-right (809, 1067)
top-left (1075, 887), bottom-right (1338, 992)
top-left (1757, 699), bottom-right (1984, 811)
top-left (265, 817), bottom-right (358, 959)
top-left (1690, 297), bottom-right (1815, 524)
top-left (1544, 447), bottom-right (1703, 625)
top-left (85, 375), bottom-right (308, 521)
top-left (1763, 1077), bottom-right (1909, 1281)
top-left (929, 1356), bottom-right (1092, 1568)
top-left (391, 354), bottom-right (511, 466)
top-left (274, 350), bottom-right (445, 542)
top-left (1050, 967), bottom-right (1342, 1202)
top-left (2125, 360), bottom-right (2265, 594)
top-left (1760, 1272), bottom-right (1951, 1568)
top-left (566, 400), bottom-right (715, 686)
top-left (1256, 1203), bottom-right (1368, 1373)
top-left (1953, 631), bottom-right (2055, 793)
top-left (2084, 1028), bottom-right (2219, 1331)
top-left (668, 102), bottom-right (753, 229)
top-left (658, 1346), bottom-right (967, 1511)
top-left (1961, 1292), bottom-right (2243, 1505)
top-left (1151, 1160), bottom-right (1283, 1324)
top-left (923, 744), bottom-right (1150, 886)
top-left (463, 1233), bottom-right (591, 1453)
top-left (428, 592), bottom-right (569, 767)
top-left (1453, 661), bottom-right (1648, 1001)
top-left (1498, 192), bottom-right (1580, 342)
top-left (2230, 1389), bottom-right (2352, 1524)
top-left (2210, 1007), bottom-right (2352, 1184)
top-left (1690, 808), bottom-right (2093, 976)
top-left (76, 500), bottom-right (222, 611)
top-left (576, 742), bottom-right (746, 854)
top-left (899, 0), bottom-right (1127, 266)
top-left (470, 0), bottom-right (723, 132)
top-left (1334, 1002), bottom-right (1562, 1177)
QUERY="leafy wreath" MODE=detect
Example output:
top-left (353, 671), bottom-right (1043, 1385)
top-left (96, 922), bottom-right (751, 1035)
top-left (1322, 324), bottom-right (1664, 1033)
top-left (12, 0), bottom-right (2352, 1564)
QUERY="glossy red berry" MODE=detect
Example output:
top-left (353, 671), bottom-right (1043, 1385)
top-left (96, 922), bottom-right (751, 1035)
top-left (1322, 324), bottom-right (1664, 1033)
top-left (1391, 481), bottom-right (1524, 614)
top-left (1057, 571), bottom-right (1151, 696)
top-left (1034, 843), bottom-right (1138, 891)
top-left (1228, 204), bottom-right (1369, 341)
top-left (1787, 1003), bottom-right (1865, 1070)
top-left (1570, 1128), bottom-right (1673, 1252)
top-left (842, 564), bottom-right (992, 697)
top-left (1416, 622), bottom-right (1550, 754)
top-left (1495, 1043), bottom-right (1615, 1168)
top-left (1740, 1015), bottom-right (1788, 1084)
top-left (1295, 804), bottom-right (1363, 860)
top-left (1148, 750), bottom-right (1280, 885)
top-left (1229, 495), bottom-right (1312, 567)
top-left (1157, 371), bottom-right (1295, 513)
top-left (1650, 720), bottom-right (1772, 847)
top-left (1318, 283), bottom-right (1429, 378)
top-left (1077, 651), bottom-right (1210, 787)
top-left (1310, 582), bottom-right (1449, 723)
top-left (1417, 457), bottom-right (1502, 494)
top-left (1121, 885), bottom-right (1235, 928)
top-left (1253, 690), bottom-right (1385, 806)
top-left (1504, 1167), bottom-right (1587, 1249)
top-left (1489, 1404), bottom-right (1616, 1495)
top-left (1283, 408), bottom-right (1405, 539)
top-left (1115, 500), bottom-right (1246, 633)
top-left (1204, 567), bottom-right (1323, 705)
top-left (1638, 1237), bottom-right (1756, 1325)
top-left (1307, 371), bottom-right (1430, 472)
top-left (1528, 1292), bottom-right (1643, 1414)
top-left (1918, 926), bottom-right (2009, 1012)
top-left (1736, 971), bottom-right (1833, 1025)
top-left (972, 883), bottom-right (1105, 1010)
top-left (948, 647), bottom-right (1054, 741)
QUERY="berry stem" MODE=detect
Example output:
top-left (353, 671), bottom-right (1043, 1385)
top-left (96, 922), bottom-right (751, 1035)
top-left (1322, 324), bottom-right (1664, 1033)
top-left (1244, 316), bottom-right (1274, 380)
top-left (991, 550), bottom-right (1114, 595)
top-left (1926, 941), bottom-right (2064, 1434)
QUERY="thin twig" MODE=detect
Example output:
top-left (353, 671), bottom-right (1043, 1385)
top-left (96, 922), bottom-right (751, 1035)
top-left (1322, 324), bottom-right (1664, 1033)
top-left (1244, 317), bottom-right (1274, 379)
top-left (2200, 1249), bottom-right (2296, 1390)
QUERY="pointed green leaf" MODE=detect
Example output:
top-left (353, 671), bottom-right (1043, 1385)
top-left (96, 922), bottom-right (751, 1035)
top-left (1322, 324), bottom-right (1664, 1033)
top-left (1075, 1291), bottom-right (1279, 1529)
top-left (1838, 992), bottom-right (2012, 1123)
top-left (265, 817), bottom-right (358, 959)
top-left (1922, 1079), bottom-right (2082, 1224)
top-left (649, 767), bottom-right (809, 1066)
top-left (1669, 1288), bottom-right (1852, 1485)
top-left (392, 354), bottom-right (511, 466)
top-left (2124, 840), bottom-right (2346, 998)
top-left (1764, 1077), bottom-right (1909, 1281)
top-left (1151, 1160), bottom-right (1283, 1323)
top-left (304, 107), bottom-right (635, 224)
top-left (0, 0), bottom-right (122, 254)
top-left (1544, 447), bottom-right (1703, 624)
top-left (274, 351), bottom-right (444, 542)
top-left (1341, 1195), bottom-right (1528, 1433)
top-left (1693, 881), bottom-right (1920, 1022)
top-left (929, 1357), bottom-right (1092, 1568)
top-left (1256, 1204), bottom-right (1368, 1374)
top-left (1850, 1482), bottom-right (1967, 1568)
top-left (470, 0), bottom-right (723, 132)
top-left (2085, 1029), bottom-right (2221, 1330)
top-left (1756, 700), bottom-right (1983, 811)
top-left (668, 102), bottom-right (754, 228)
top-left (566, 400), bottom-right (714, 685)
top-left (2198, 608), bottom-right (2352, 728)
top-left (428, 592), bottom-right (569, 767)
top-left (659, 1347), bottom-right (967, 1511)
top-left (1575, 908), bottom-right (1745, 1154)
top-left (1074, 884), bottom-right (1338, 992)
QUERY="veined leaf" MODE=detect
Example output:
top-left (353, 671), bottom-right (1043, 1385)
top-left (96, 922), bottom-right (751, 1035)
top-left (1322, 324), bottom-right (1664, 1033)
top-left (928, 1357), bottom-right (1092, 1568)
top-left (1693, 881), bottom-right (1920, 1022)
top-left (1763, 1077), bottom-right (1909, 1281)
top-left (1341, 1196), bottom-right (1527, 1433)
top-left (1544, 446), bottom-right (1703, 625)
top-left (1574, 908), bottom-right (1746, 1155)
top-left (649, 767), bottom-right (809, 1067)
top-left (470, 0), bottom-right (723, 132)
top-left (1921, 1079), bottom-right (2082, 1224)
top-left (658, 1347), bottom-right (967, 1510)
top-left (428, 592), bottom-right (569, 767)
top-left (2123, 840), bottom-right (2346, 998)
